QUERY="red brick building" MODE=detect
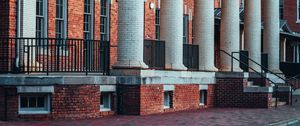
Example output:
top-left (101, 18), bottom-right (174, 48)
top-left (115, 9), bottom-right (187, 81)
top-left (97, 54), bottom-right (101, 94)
top-left (0, 0), bottom-right (298, 121)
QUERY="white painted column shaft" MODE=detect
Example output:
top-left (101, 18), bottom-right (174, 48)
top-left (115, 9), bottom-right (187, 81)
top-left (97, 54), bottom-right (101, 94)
top-left (220, 0), bottom-right (242, 71)
top-left (194, 0), bottom-right (217, 71)
top-left (161, 0), bottom-right (187, 70)
top-left (263, 0), bottom-right (281, 73)
top-left (114, 0), bottom-right (148, 69)
top-left (244, 0), bottom-right (262, 72)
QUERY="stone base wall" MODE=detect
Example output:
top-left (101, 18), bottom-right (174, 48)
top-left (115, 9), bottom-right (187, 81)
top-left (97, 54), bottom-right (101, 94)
top-left (0, 85), bottom-right (116, 121)
top-left (215, 78), bottom-right (272, 108)
top-left (118, 84), bottom-right (214, 116)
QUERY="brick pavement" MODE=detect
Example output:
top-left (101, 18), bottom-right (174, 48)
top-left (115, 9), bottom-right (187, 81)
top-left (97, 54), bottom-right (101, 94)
top-left (1, 105), bottom-right (300, 126)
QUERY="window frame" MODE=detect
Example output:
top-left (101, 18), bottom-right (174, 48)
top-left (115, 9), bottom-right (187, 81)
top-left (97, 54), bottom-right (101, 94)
top-left (84, 0), bottom-right (94, 40)
top-left (55, 0), bottom-right (67, 39)
top-left (100, 92), bottom-right (112, 112)
top-left (18, 94), bottom-right (51, 115)
top-left (164, 91), bottom-right (173, 109)
top-left (280, 0), bottom-right (284, 20)
top-left (100, 0), bottom-right (110, 41)
top-left (199, 90), bottom-right (208, 106)
top-left (155, 9), bottom-right (160, 40)
top-left (183, 14), bottom-right (189, 44)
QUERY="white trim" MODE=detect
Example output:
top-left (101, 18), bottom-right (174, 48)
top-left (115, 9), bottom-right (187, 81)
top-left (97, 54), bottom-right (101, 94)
top-left (199, 85), bottom-right (208, 90)
top-left (163, 85), bottom-right (174, 91)
top-left (100, 85), bottom-right (116, 92)
top-left (17, 86), bottom-right (54, 93)
top-left (18, 94), bottom-right (51, 115)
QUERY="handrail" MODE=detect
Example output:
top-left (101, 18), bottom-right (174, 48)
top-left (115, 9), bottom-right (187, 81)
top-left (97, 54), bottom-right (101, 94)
top-left (216, 49), bottom-right (282, 107)
top-left (233, 51), bottom-right (286, 83)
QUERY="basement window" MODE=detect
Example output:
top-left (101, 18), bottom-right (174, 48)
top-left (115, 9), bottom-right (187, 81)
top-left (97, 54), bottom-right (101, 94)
top-left (199, 90), bottom-right (207, 106)
top-left (164, 91), bottom-right (173, 109)
top-left (100, 92), bottom-right (112, 111)
top-left (19, 94), bottom-right (50, 114)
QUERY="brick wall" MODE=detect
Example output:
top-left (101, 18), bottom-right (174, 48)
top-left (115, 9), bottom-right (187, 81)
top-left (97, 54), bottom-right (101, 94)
top-left (110, 1), bottom-right (118, 67)
top-left (215, 78), bottom-right (272, 108)
top-left (284, 0), bottom-right (300, 32)
top-left (0, 87), bottom-right (4, 121)
top-left (118, 85), bottom-right (141, 115)
top-left (173, 85), bottom-right (199, 111)
top-left (140, 85), bottom-right (164, 115)
top-left (52, 85), bottom-right (101, 120)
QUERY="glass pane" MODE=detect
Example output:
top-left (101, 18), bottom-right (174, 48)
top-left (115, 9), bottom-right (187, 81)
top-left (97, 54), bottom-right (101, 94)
top-left (29, 97), bottom-right (37, 107)
top-left (37, 96), bottom-right (45, 107)
top-left (164, 92), bottom-right (169, 107)
top-left (20, 96), bottom-right (28, 108)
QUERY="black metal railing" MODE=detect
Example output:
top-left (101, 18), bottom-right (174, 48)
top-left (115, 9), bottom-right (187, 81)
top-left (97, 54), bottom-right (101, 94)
top-left (183, 44), bottom-right (199, 70)
top-left (0, 38), bottom-right (110, 75)
top-left (217, 50), bottom-right (287, 108)
top-left (144, 39), bottom-right (165, 69)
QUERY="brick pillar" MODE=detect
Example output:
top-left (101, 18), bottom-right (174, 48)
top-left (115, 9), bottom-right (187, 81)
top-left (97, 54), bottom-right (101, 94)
top-left (220, 0), bottom-right (242, 72)
top-left (263, 0), bottom-right (282, 73)
top-left (113, 0), bottom-right (148, 69)
top-left (194, 0), bottom-right (218, 71)
top-left (244, 0), bottom-right (262, 72)
top-left (160, 0), bottom-right (187, 70)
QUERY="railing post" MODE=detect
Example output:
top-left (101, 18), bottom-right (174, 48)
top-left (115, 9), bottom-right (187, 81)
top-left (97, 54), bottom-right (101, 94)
top-left (275, 85), bottom-right (278, 108)
top-left (231, 52), bottom-right (234, 72)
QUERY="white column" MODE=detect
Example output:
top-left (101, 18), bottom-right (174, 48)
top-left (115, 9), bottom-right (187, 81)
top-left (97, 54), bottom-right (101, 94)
top-left (244, 0), bottom-right (262, 72)
top-left (263, 0), bottom-right (281, 73)
top-left (161, 0), bottom-right (187, 70)
top-left (194, 0), bottom-right (217, 71)
top-left (220, 0), bottom-right (242, 72)
top-left (113, 0), bottom-right (148, 69)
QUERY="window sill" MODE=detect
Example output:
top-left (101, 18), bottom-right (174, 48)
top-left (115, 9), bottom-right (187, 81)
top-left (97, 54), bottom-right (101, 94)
top-left (164, 106), bottom-right (170, 109)
top-left (100, 108), bottom-right (111, 112)
top-left (296, 20), bottom-right (300, 24)
top-left (18, 110), bottom-right (50, 115)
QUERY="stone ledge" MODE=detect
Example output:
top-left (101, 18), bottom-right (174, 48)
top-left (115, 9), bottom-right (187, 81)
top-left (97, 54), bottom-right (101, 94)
top-left (243, 86), bottom-right (273, 93)
top-left (0, 75), bottom-right (117, 85)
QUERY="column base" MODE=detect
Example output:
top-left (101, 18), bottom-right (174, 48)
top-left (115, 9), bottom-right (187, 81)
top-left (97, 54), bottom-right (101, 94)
top-left (219, 67), bottom-right (243, 72)
top-left (165, 63), bottom-right (187, 71)
top-left (198, 66), bottom-right (219, 72)
top-left (268, 69), bottom-right (283, 74)
top-left (113, 60), bottom-right (148, 69)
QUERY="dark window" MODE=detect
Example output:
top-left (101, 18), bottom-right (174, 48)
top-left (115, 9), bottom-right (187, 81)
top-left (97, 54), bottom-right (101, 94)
top-left (84, 0), bottom-right (93, 39)
top-left (155, 9), bottom-right (160, 40)
top-left (100, 92), bottom-right (112, 111)
top-left (56, 0), bottom-right (65, 39)
top-left (183, 15), bottom-right (189, 44)
top-left (200, 90), bottom-right (207, 105)
top-left (100, 0), bottom-right (109, 41)
top-left (280, 0), bottom-right (284, 19)
top-left (36, 0), bottom-right (45, 38)
top-left (20, 95), bottom-right (48, 109)
top-left (164, 91), bottom-right (173, 109)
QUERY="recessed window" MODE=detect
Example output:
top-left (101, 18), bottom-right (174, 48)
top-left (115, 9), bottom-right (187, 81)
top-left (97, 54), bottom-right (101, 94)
top-left (280, 0), bottom-right (284, 19)
top-left (100, 92), bottom-right (112, 111)
top-left (19, 94), bottom-right (50, 114)
top-left (183, 14), bottom-right (189, 44)
top-left (155, 9), bottom-right (160, 40)
top-left (100, 0), bottom-right (110, 41)
top-left (164, 91), bottom-right (173, 109)
top-left (200, 90), bottom-right (207, 106)
top-left (84, 0), bottom-right (94, 40)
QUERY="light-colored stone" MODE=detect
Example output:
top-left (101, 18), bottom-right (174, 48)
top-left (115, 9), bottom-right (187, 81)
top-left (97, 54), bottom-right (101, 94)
top-left (113, 0), bottom-right (148, 69)
top-left (160, 0), bottom-right (187, 70)
top-left (17, 86), bottom-right (54, 93)
top-left (244, 0), bottom-right (262, 72)
top-left (194, 0), bottom-right (218, 71)
top-left (263, 0), bottom-right (282, 73)
top-left (220, 0), bottom-right (242, 72)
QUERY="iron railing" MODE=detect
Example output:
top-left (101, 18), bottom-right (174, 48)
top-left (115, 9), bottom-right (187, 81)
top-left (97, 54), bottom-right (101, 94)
top-left (0, 38), bottom-right (110, 75)
top-left (144, 39), bottom-right (165, 69)
top-left (183, 44), bottom-right (199, 70)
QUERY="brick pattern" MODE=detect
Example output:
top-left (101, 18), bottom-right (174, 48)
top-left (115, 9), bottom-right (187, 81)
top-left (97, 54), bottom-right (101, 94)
top-left (140, 85), bottom-right (164, 115)
top-left (215, 78), bottom-right (272, 108)
top-left (52, 85), bottom-right (101, 120)
top-left (207, 85), bottom-right (215, 108)
top-left (0, 87), bottom-right (4, 121)
top-left (284, 0), bottom-right (300, 32)
top-left (173, 85), bottom-right (199, 111)
top-left (118, 85), bottom-right (141, 115)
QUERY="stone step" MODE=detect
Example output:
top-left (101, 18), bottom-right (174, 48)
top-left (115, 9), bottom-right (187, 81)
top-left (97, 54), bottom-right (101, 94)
top-left (271, 101), bottom-right (287, 107)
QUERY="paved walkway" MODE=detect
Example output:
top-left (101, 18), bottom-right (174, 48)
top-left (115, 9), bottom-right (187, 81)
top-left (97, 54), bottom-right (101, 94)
top-left (1, 105), bottom-right (300, 126)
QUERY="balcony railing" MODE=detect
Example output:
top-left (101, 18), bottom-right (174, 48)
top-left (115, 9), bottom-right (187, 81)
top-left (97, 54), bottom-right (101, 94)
top-left (0, 38), bottom-right (110, 75)
top-left (183, 44), bottom-right (199, 70)
top-left (144, 39), bottom-right (165, 69)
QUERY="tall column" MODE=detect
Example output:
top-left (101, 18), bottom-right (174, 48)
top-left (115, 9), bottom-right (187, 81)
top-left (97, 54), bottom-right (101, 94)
top-left (244, 0), bottom-right (262, 72)
top-left (113, 0), bottom-right (148, 69)
top-left (194, 0), bottom-right (217, 71)
top-left (263, 0), bottom-right (281, 73)
top-left (220, 0), bottom-right (242, 72)
top-left (161, 0), bottom-right (187, 70)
